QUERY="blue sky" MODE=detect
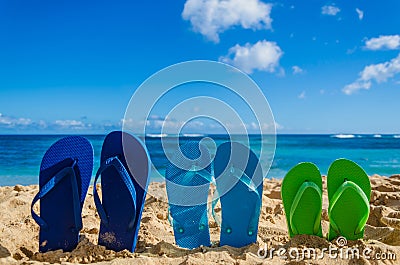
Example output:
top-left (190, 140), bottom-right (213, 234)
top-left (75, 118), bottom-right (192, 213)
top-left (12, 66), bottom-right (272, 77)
top-left (0, 0), bottom-right (399, 134)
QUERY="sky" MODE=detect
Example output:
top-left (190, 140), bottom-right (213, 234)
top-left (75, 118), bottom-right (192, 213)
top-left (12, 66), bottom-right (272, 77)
top-left (0, 0), bottom-right (400, 134)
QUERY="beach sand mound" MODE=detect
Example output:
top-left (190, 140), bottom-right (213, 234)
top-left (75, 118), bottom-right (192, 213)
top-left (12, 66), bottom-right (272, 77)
top-left (0, 175), bottom-right (399, 264)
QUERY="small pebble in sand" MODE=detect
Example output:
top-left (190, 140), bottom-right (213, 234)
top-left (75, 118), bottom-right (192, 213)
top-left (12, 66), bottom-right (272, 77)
top-left (13, 185), bottom-right (24, 192)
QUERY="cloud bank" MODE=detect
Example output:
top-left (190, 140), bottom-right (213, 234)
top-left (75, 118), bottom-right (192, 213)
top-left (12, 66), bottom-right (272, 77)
top-left (0, 113), bottom-right (120, 133)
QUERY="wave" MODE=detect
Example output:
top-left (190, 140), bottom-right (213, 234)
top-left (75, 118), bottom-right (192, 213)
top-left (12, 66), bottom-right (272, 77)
top-left (331, 134), bottom-right (356, 139)
top-left (394, 135), bottom-right (400, 138)
top-left (373, 134), bottom-right (382, 138)
top-left (146, 133), bottom-right (168, 138)
top-left (181, 134), bottom-right (205, 137)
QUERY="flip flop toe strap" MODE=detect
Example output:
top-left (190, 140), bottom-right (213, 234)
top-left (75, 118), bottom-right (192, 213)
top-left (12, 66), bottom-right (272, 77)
top-left (93, 156), bottom-right (137, 231)
top-left (31, 160), bottom-right (82, 232)
top-left (168, 167), bottom-right (213, 230)
top-left (289, 181), bottom-right (322, 235)
top-left (216, 166), bottom-right (261, 236)
top-left (329, 180), bottom-right (370, 236)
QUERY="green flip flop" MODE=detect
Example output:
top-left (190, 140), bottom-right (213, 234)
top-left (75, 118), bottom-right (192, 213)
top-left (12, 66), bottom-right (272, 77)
top-left (327, 159), bottom-right (371, 241)
top-left (282, 162), bottom-right (323, 238)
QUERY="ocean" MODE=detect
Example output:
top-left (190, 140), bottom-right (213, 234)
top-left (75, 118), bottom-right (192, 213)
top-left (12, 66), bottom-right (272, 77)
top-left (1, 134), bottom-right (400, 186)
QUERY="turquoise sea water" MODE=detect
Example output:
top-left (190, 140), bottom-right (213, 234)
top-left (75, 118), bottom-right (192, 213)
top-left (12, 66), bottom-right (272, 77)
top-left (1, 134), bottom-right (400, 186)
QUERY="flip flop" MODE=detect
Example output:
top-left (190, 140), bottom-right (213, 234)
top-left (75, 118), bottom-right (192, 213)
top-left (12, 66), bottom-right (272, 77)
top-left (31, 136), bottom-right (93, 252)
top-left (327, 158), bottom-right (371, 241)
top-left (165, 141), bottom-right (212, 249)
top-left (214, 142), bottom-right (263, 248)
top-left (281, 162), bottom-right (323, 238)
top-left (93, 131), bottom-right (150, 252)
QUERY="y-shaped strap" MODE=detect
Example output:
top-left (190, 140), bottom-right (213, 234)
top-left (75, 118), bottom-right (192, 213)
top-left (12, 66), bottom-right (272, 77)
top-left (214, 165), bottom-right (261, 235)
top-left (168, 165), bottom-right (214, 230)
top-left (31, 160), bottom-right (82, 232)
top-left (93, 156), bottom-right (137, 231)
top-left (289, 181), bottom-right (322, 235)
top-left (167, 165), bottom-right (214, 187)
top-left (329, 180), bottom-right (370, 236)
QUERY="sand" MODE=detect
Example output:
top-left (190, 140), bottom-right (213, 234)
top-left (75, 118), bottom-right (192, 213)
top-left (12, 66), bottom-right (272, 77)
top-left (0, 175), bottom-right (399, 264)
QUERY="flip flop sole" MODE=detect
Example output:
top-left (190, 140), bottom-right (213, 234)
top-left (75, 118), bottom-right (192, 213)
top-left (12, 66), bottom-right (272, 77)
top-left (329, 187), bottom-right (370, 240)
top-left (165, 141), bottom-right (212, 249)
top-left (98, 131), bottom-right (150, 252)
top-left (214, 142), bottom-right (263, 248)
top-left (327, 159), bottom-right (371, 241)
top-left (281, 162), bottom-right (322, 238)
top-left (39, 136), bottom-right (93, 252)
top-left (218, 181), bottom-right (260, 247)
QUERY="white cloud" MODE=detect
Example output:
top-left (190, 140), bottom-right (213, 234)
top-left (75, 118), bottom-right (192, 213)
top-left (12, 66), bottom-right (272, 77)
top-left (245, 121), bottom-right (282, 131)
top-left (52, 119), bottom-right (119, 132)
top-left (360, 55), bottom-right (400, 82)
top-left (259, 122), bottom-right (282, 130)
top-left (343, 81), bottom-right (371, 95)
top-left (274, 122), bottom-right (284, 130)
top-left (0, 114), bottom-right (13, 126)
top-left (298, 91), bottom-right (306, 99)
top-left (346, 46), bottom-right (357, 54)
top-left (0, 114), bottom-right (49, 131)
top-left (54, 120), bottom-right (89, 130)
top-left (356, 8), bottom-right (364, 20)
top-left (123, 116), bottom-right (199, 133)
top-left (0, 114), bottom-right (121, 132)
top-left (365, 35), bottom-right (400, 50)
top-left (219, 40), bottom-right (283, 74)
top-left (343, 53), bottom-right (400, 95)
top-left (0, 113), bottom-right (33, 128)
top-left (54, 120), bottom-right (81, 126)
top-left (182, 0), bottom-right (272, 43)
top-left (321, 5), bottom-right (340, 16)
top-left (37, 120), bottom-right (48, 129)
top-left (292, 65), bottom-right (304, 74)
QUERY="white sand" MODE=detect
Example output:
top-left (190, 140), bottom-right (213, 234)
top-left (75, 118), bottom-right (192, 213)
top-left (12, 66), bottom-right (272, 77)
top-left (0, 175), bottom-right (399, 264)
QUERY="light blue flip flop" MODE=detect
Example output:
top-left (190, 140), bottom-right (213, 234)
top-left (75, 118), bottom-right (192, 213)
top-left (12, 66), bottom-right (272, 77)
top-left (214, 141), bottom-right (263, 248)
top-left (165, 141), bottom-right (213, 249)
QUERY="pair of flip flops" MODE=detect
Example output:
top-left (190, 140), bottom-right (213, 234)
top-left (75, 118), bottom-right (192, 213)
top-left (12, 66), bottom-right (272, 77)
top-left (165, 141), bottom-right (263, 249)
top-left (282, 159), bottom-right (371, 241)
top-left (31, 131), bottom-right (150, 252)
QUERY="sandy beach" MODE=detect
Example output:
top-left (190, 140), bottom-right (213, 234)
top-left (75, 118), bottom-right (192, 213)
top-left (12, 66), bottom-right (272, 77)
top-left (0, 174), bottom-right (399, 264)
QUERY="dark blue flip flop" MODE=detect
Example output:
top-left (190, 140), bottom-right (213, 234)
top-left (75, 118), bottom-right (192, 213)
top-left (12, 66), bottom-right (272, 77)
top-left (93, 131), bottom-right (150, 252)
top-left (31, 136), bottom-right (93, 252)
top-left (165, 141), bottom-right (213, 249)
top-left (214, 142), bottom-right (263, 248)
